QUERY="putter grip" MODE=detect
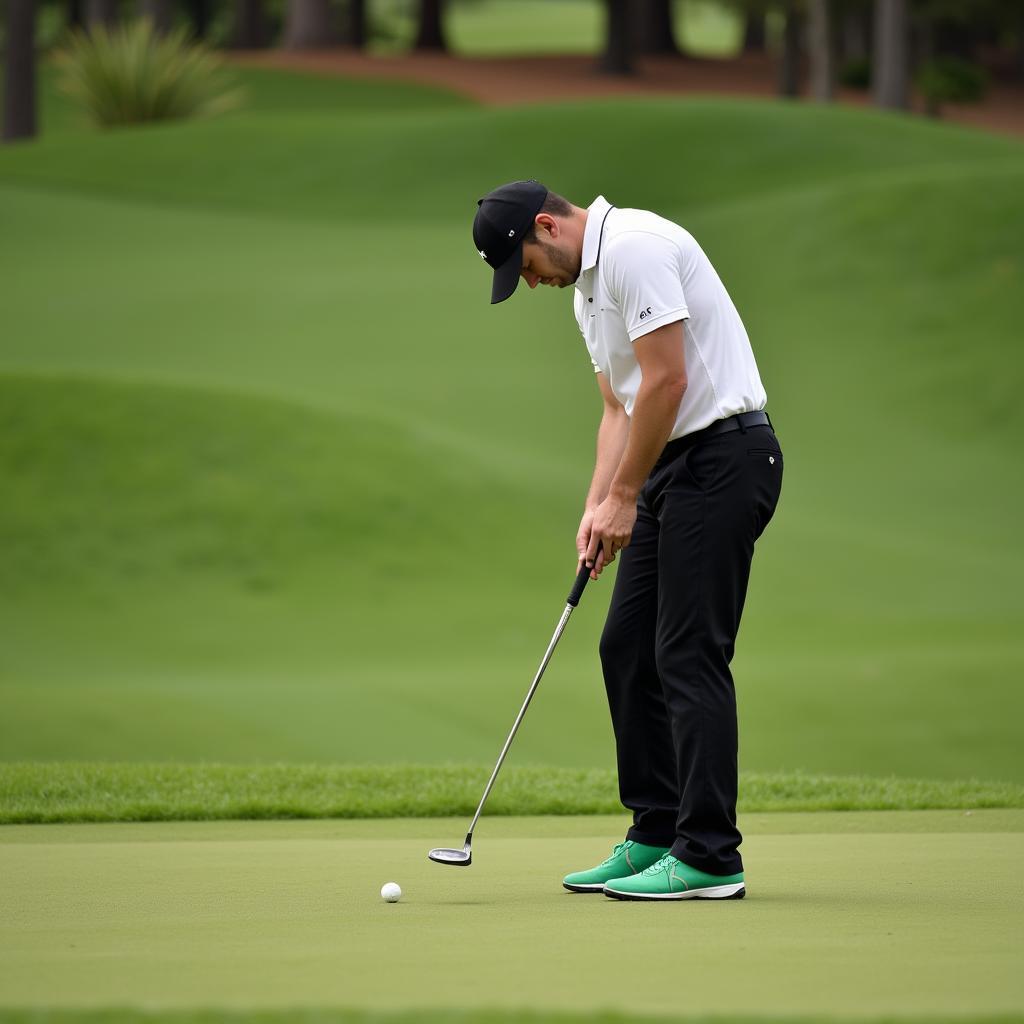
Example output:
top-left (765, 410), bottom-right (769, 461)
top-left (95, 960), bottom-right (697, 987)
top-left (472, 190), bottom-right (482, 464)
top-left (567, 560), bottom-right (594, 608)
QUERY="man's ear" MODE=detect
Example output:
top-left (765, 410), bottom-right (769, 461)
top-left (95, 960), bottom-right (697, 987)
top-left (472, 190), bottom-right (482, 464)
top-left (534, 213), bottom-right (558, 239)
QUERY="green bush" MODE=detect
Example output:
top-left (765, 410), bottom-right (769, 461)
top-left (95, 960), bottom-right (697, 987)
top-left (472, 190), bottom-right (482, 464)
top-left (839, 57), bottom-right (871, 90)
top-left (916, 56), bottom-right (989, 115)
top-left (55, 19), bottom-right (244, 128)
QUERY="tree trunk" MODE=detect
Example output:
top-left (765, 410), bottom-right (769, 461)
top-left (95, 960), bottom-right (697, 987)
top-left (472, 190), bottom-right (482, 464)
top-left (283, 0), bottom-right (334, 48)
top-left (347, 0), bottom-right (366, 48)
top-left (808, 0), bottom-right (835, 101)
top-left (873, 0), bottom-right (909, 109)
top-left (185, 0), bottom-right (210, 38)
top-left (414, 0), bottom-right (446, 51)
top-left (600, 0), bottom-right (634, 75)
top-left (743, 10), bottom-right (766, 52)
top-left (3, 0), bottom-right (37, 142)
top-left (840, 4), bottom-right (870, 61)
top-left (637, 0), bottom-right (678, 56)
top-left (1018, 9), bottom-right (1024, 82)
top-left (67, 0), bottom-right (86, 31)
top-left (229, 0), bottom-right (268, 47)
top-left (138, 0), bottom-right (173, 33)
top-left (778, 4), bottom-right (802, 97)
top-left (85, 0), bottom-right (118, 28)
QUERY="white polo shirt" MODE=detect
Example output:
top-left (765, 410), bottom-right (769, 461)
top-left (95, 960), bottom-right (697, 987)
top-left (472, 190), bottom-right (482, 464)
top-left (573, 196), bottom-right (766, 441)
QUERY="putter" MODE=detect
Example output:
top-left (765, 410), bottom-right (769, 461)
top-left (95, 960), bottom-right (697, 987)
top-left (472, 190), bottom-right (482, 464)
top-left (429, 556), bottom-right (597, 867)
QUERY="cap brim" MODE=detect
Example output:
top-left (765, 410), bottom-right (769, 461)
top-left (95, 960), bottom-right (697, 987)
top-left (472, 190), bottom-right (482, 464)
top-left (490, 241), bottom-right (524, 304)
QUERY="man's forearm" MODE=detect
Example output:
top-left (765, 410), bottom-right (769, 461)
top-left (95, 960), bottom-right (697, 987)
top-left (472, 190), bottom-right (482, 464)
top-left (585, 409), bottom-right (630, 510)
top-left (608, 380), bottom-right (686, 501)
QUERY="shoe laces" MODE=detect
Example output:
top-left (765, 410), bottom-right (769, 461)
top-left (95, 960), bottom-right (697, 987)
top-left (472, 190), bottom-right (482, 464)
top-left (641, 853), bottom-right (676, 877)
top-left (599, 841), bottom-right (630, 866)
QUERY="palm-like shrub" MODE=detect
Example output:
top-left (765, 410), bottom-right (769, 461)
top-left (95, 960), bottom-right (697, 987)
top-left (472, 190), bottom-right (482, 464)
top-left (56, 19), bottom-right (244, 128)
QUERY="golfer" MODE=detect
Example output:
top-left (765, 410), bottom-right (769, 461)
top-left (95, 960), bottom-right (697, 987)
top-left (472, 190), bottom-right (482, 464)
top-left (473, 180), bottom-right (783, 901)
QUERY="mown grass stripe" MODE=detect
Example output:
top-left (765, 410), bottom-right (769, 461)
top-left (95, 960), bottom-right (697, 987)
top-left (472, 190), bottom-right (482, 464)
top-left (1, 1012), bottom-right (1023, 1024)
top-left (1, 763), bottom-right (1021, 825)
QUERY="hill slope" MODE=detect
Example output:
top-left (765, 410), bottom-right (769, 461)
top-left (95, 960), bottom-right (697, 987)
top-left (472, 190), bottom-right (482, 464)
top-left (1, 72), bottom-right (1022, 779)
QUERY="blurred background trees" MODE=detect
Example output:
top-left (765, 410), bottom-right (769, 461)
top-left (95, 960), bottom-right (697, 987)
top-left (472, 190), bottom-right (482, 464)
top-left (638, 0), bottom-right (680, 55)
top-left (283, 0), bottom-right (335, 47)
top-left (4, 0), bottom-right (1023, 141)
top-left (413, 0), bottom-right (446, 50)
top-left (874, 0), bottom-right (908, 108)
top-left (2, 0), bottom-right (36, 139)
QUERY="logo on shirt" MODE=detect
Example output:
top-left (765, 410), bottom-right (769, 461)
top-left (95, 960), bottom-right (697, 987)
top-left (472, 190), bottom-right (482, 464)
top-left (639, 307), bottom-right (653, 320)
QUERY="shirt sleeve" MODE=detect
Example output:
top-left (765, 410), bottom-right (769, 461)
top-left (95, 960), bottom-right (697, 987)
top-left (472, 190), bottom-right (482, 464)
top-left (603, 230), bottom-right (689, 342)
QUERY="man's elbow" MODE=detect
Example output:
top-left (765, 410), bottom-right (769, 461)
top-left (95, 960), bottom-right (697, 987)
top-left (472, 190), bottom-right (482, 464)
top-left (649, 374), bottom-right (687, 403)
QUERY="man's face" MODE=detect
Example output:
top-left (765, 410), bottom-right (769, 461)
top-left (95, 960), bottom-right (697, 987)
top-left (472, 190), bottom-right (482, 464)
top-left (521, 236), bottom-right (581, 291)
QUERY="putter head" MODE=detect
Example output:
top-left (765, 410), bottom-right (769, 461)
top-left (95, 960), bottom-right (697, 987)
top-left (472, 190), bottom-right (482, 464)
top-left (428, 833), bottom-right (473, 866)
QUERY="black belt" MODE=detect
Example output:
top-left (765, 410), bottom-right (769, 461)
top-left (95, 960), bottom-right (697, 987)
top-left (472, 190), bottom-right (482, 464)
top-left (655, 411), bottom-right (773, 467)
top-left (699, 409), bottom-right (771, 439)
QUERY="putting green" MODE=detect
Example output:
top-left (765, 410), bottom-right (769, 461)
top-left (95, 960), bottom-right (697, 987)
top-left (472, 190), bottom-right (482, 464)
top-left (1, 812), bottom-right (1021, 1017)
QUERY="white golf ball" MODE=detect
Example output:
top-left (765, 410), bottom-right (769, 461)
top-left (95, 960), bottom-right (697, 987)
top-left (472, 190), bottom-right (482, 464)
top-left (380, 882), bottom-right (402, 903)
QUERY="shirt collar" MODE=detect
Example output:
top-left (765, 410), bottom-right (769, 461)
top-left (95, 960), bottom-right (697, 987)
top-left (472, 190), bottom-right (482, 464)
top-left (579, 195), bottom-right (612, 275)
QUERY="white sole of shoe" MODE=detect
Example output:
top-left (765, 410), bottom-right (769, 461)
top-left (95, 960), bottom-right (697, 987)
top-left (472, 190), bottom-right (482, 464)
top-left (562, 881), bottom-right (607, 893)
top-left (602, 882), bottom-right (746, 901)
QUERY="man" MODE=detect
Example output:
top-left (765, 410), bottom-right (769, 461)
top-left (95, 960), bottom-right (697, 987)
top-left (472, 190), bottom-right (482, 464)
top-left (472, 180), bottom-right (783, 902)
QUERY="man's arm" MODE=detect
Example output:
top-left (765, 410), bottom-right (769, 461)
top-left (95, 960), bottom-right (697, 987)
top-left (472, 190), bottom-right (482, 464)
top-left (584, 320), bottom-right (687, 571)
top-left (586, 372), bottom-right (630, 509)
top-left (577, 373), bottom-right (630, 577)
top-left (608, 320), bottom-right (687, 500)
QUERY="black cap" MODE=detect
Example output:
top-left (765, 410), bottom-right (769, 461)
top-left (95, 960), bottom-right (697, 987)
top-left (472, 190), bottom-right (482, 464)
top-left (473, 179), bottom-right (549, 304)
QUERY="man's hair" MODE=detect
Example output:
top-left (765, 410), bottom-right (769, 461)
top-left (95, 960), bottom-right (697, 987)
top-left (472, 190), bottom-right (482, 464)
top-left (522, 191), bottom-right (573, 244)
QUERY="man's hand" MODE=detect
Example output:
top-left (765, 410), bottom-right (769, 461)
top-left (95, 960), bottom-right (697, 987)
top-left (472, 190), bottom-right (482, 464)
top-left (580, 494), bottom-right (637, 579)
top-left (576, 507), bottom-right (596, 568)
top-left (576, 506), bottom-right (610, 580)
top-left (576, 506), bottom-right (608, 580)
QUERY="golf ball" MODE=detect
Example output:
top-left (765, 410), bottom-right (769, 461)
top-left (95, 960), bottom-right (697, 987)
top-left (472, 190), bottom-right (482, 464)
top-left (380, 882), bottom-right (402, 903)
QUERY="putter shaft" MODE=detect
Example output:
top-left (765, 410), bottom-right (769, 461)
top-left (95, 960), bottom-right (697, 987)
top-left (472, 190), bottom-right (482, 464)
top-left (466, 602), bottom-right (575, 838)
top-left (429, 559), bottom-right (594, 865)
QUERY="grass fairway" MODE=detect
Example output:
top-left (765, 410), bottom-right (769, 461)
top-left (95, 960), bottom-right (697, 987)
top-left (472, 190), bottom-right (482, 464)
top-left (3, 1015), bottom-right (1017, 1024)
top-left (1, 71), bottom-right (1023, 779)
top-left (2, 763), bottom-right (1022, 824)
top-left (3, 60), bottom-right (1022, 1024)
top-left (2, 812), bottom-right (1022, 1017)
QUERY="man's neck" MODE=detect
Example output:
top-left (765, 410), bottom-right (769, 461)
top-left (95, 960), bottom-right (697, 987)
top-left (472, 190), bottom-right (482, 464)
top-left (571, 205), bottom-right (589, 262)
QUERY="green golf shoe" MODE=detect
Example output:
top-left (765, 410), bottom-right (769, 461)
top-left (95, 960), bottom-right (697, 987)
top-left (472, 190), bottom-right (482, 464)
top-left (603, 853), bottom-right (745, 901)
top-left (562, 840), bottom-right (671, 893)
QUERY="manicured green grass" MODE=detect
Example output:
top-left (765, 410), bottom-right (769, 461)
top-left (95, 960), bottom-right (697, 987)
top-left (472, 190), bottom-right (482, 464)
top-left (0, 373), bottom-right (508, 593)
top-left (1, 70), bottom-right (1022, 782)
top-left (8, 88), bottom-right (1022, 222)
top-left (1, 1015), bottom-right (1022, 1024)
top-left (3, 763), bottom-right (1022, 824)
top-left (2, 64), bottom-right (1021, 1024)
top-left (2, 814), bottom-right (1021, 1016)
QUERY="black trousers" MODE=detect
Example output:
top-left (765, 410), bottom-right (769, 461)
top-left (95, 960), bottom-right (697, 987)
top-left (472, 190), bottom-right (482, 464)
top-left (599, 419), bottom-right (783, 875)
